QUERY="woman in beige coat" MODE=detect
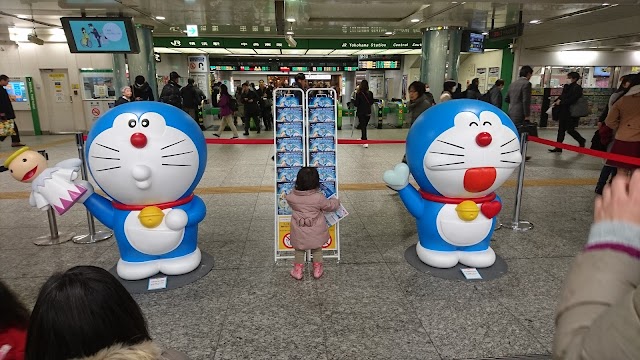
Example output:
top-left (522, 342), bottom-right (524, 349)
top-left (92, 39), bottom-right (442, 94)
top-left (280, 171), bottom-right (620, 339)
top-left (285, 167), bottom-right (341, 280)
top-left (553, 172), bottom-right (640, 360)
top-left (605, 74), bottom-right (640, 172)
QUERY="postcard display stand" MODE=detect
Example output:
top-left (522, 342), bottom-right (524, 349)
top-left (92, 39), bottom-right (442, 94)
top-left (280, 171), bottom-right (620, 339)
top-left (274, 88), bottom-right (341, 262)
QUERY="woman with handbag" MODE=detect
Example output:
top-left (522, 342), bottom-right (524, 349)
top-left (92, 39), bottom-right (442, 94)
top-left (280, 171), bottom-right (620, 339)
top-left (353, 80), bottom-right (374, 148)
top-left (604, 73), bottom-right (640, 173)
top-left (549, 72), bottom-right (587, 152)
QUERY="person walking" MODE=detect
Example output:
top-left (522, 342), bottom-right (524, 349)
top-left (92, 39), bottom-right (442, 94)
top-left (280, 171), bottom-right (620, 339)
top-left (212, 84), bottom-right (239, 139)
top-left (440, 80), bottom-right (457, 103)
top-left (485, 79), bottom-right (505, 108)
top-left (113, 86), bottom-right (134, 107)
top-left (241, 82), bottom-right (260, 136)
top-left (465, 78), bottom-right (482, 99)
top-left (549, 72), bottom-right (587, 152)
top-left (0, 74), bottom-right (25, 148)
top-left (132, 75), bottom-right (154, 101)
top-left (257, 80), bottom-right (273, 131)
top-left (605, 73), bottom-right (640, 173)
top-left (159, 71), bottom-right (182, 109)
top-left (353, 80), bottom-right (374, 148)
top-left (180, 78), bottom-right (200, 122)
top-left (407, 81), bottom-right (432, 125)
top-left (505, 66), bottom-right (533, 127)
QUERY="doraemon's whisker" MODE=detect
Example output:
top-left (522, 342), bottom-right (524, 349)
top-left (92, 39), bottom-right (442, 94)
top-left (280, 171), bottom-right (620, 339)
top-left (432, 162), bottom-right (465, 167)
top-left (162, 164), bottom-right (191, 167)
top-left (500, 160), bottom-right (519, 164)
top-left (96, 143), bottom-right (120, 152)
top-left (429, 151), bottom-right (464, 157)
top-left (500, 149), bottom-right (519, 155)
top-left (96, 166), bottom-right (121, 172)
top-left (91, 156), bottom-right (121, 160)
top-left (161, 139), bottom-right (186, 150)
top-left (437, 140), bottom-right (465, 149)
top-left (500, 138), bottom-right (516, 147)
top-left (161, 151), bottom-right (194, 158)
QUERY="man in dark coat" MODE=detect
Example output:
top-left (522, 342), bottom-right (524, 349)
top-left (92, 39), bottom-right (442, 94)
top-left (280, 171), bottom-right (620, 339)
top-left (0, 74), bottom-right (25, 147)
top-left (241, 82), bottom-right (260, 135)
top-left (133, 75), bottom-right (154, 101)
top-left (180, 78), bottom-right (200, 121)
top-left (159, 71), bottom-right (183, 109)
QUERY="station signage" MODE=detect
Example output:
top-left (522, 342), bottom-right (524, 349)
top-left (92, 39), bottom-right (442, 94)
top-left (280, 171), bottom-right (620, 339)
top-left (488, 23), bottom-right (524, 41)
top-left (154, 37), bottom-right (422, 50)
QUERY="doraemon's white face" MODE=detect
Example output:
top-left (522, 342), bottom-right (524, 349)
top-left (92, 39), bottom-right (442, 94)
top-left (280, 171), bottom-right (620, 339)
top-left (87, 112), bottom-right (200, 205)
top-left (424, 111), bottom-right (521, 198)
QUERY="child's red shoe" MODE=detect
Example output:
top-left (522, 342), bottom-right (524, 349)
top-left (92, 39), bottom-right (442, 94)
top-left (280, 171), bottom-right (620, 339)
top-left (290, 263), bottom-right (304, 280)
top-left (313, 263), bottom-right (324, 279)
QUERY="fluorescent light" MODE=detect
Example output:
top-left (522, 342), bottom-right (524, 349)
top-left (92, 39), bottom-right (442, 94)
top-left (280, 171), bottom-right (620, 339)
top-left (377, 49), bottom-right (410, 54)
top-left (401, 49), bottom-right (422, 54)
top-left (353, 49), bottom-right (383, 55)
top-left (286, 18), bottom-right (296, 22)
top-left (174, 48), bottom-right (208, 54)
top-left (199, 48), bottom-right (231, 54)
top-left (286, 31), bottom-right (294, 35)
top-left (255, 49), bottom-right (281, 55)
top-left (482, 32), bottom-right (488, 35)
top-left (385, 31), bottom-right (393, 35)
top-left (153, 47), bottom-right (181, 53)
top-left (226, 48), bottom-right (257, 54)
top-left (410, 19), bottom-right (420, 23)
top-left (155, 16), bottom-right (165, 20)
top-left (602, 2), bottom-right (609, 5)
top-left (281, 49), bottom-right (307, 55)
top-left (17, 15), bottom-right (29, 19)
top-left (529, 19), bottom-right (541, 24)
top-left (305, 49), bottom-right (333, 55)
top-left (330, 49), bottom-right (357, 55)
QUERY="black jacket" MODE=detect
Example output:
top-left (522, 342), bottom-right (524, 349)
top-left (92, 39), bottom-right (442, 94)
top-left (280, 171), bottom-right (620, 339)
top-left (180, 84), bottom-right (200, 109)
top-left (557, 82), bottom-right (583, 118)
top-left (160, 80), bottom-right (182, 108)
top-left (354, 90), bottom-right (374, 117)
top-left (114, 96), bottom-right (133, 107)
top-left (241, 89), bottom-right (260, 114)
top-left (0, 86), bottom-right (15, 120)
top-left (133, 82), bottom-right (154, 101)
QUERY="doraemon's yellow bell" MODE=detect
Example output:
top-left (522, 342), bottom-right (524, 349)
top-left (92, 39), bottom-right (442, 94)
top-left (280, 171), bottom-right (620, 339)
top-left (455, 200), bottom-right (479, 221)
top-left (138, 206), bottom-right (164, 228)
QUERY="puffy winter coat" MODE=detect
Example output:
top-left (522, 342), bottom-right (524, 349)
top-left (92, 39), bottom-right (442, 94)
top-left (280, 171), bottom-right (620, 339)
top-left (285, 189), bottom-right (340, 250)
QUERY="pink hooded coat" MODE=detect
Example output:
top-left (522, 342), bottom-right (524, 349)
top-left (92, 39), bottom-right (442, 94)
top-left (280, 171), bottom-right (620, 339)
top-left (285, 189), bottom-right (341, 250)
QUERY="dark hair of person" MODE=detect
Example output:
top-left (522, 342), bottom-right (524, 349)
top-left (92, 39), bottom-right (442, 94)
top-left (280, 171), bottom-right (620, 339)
top-left (25, 266), bottom-right (151, 360)
top-left (519, 65), bottom-right (534, 78)
top-left (408, 81), bottom-right (426, 97)
top-left (220, 83), bottom-right (229, 96)
top-left (471, 78), bottom-right (480, 86)
top-left (567, 72), bottom-right (581, 81)
top-left (188, 78), bottom-right (195, 85)
top-left (626, 74), bottom-right (640, 88)
top-left (443, 81), bottom-right (457, 94)
top-left (88, 23), bottom-right (93, 27)
top-left (0, 281), bottom-right (29, 331)
top-left (468, 78), bottom-right (480, 91)
top-left (616, 75), bottom-right (630, 92)
top-left (359, 80), bottom-right (369, 93)
top-left (495, 79), bottom-right (505, 87)
top-left (134, 75), bottom-right (145, 85)
top-left (295, 167), bottom-right (320, 191)
top-left (294, 73), bottom-right (306, 81)
top-left (0, 75), bottom-right (8, 82)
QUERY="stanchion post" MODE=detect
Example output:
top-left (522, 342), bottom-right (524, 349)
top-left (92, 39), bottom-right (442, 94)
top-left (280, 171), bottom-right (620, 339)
top-left (510, 131), bottom-right (534, 232)
top-left (72, 132), bottom-right (113, 244)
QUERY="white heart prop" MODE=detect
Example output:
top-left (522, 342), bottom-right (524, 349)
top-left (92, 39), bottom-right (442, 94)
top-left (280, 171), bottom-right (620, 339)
top-left (383, 163), bottom-right (410, 191)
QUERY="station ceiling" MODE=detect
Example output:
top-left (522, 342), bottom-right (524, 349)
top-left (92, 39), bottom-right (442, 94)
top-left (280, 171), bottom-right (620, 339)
top-left (1, 0), bottom-right (640, 53)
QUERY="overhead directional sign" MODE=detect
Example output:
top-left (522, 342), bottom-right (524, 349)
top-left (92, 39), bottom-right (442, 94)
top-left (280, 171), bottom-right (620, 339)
top-left (154, 37), bottom-right (422, 50)
top-left (186, 25), bottom-right (198, 37)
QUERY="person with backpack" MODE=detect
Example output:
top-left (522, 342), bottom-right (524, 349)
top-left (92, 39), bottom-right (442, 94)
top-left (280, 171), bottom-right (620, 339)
top-left (212, 84), bottom-right (239, 139)
top-left (159, 71), bottom-right (182, 109)
top-left (481, 79), bottom-right (505, 108)
top-left (549, 72), bottom-right (587, 152)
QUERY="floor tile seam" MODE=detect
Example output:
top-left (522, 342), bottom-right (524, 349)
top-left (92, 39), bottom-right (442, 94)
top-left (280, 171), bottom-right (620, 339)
top-left (207, 269), bottom-right (238, 354)
top-left (494, 296), bottom-right (553, 354)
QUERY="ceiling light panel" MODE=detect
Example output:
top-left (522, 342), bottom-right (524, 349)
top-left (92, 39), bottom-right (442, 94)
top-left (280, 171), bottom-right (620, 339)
top-left (330, 49), bottom-right (358, 55)
top-left (153, 47), bottom-right (181, 53)
top-left (353, 49), bottom-right (384, 55)
top-left (305, 49), bottom-right (334, 55)
top-left (174, 48), bottom-right (209, 54)
top-left (281, 49), bottom-right (307, 55)
top-left (226, 48), bottom-right (258, 54)
top-left (200, 48), bottom-right (231, 54)
top-left (255, 49), bottom-right (282, 55)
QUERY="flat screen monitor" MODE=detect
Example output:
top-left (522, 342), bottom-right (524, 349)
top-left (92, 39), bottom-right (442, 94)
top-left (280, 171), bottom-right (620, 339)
top-left (5, 80), bottom-right (28, 103)
top-left (61, 17), bottom-right (140, 54)
top-left (462, 31), bottom-right (485, 53)
top-left (594, 67), bottom-right (611, 77)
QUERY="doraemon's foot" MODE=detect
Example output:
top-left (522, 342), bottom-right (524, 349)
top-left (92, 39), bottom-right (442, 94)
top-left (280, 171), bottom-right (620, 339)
top-left (416, 242), bottom-right (459, 268)
top-left (117, 258), bottom-right (162, 280)
top-left (158, 248), bottom-right (202, 276)
top-left (458, 247), bottom-right (496, 268)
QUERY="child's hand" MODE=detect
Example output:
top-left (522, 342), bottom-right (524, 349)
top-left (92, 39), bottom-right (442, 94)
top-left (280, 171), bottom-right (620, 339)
top-left (595, 171), bottom-right (640, 226)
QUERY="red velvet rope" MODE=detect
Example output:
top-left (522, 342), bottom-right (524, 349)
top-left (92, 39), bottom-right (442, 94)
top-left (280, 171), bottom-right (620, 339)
top-left (528, 136), bottom-right (640, 167)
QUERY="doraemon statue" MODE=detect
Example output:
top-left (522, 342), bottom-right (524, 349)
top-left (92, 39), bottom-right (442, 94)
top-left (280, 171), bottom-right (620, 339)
top-left (78, 102), bottom-right (207, 280)
top-left (383, 100), bottom-right (521, 269)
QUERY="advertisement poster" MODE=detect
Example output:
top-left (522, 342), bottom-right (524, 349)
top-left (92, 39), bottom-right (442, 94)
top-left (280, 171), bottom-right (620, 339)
top-left (487, 67), bottom-right (500, 87)
top-left (6, 79), bottom-right (28, 103)
top-left (476, 67), bottom-right (487, 93)
top-left (67, 19), bottom-right (132, 52)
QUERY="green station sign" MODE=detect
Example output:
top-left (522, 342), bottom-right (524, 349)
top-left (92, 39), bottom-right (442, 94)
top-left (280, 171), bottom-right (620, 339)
top-left (154, 37), bottom-right (422, 50)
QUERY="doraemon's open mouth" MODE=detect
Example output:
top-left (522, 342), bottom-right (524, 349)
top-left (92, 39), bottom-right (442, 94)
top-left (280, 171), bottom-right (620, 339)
top-left (22, 166), bottom-right (38, 182)
top-left (463, 167), bottom-right (496, 193)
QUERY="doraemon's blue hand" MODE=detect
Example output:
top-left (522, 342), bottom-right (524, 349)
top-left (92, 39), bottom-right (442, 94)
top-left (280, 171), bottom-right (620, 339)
top-left (383, 163), bottom-right (410, 191)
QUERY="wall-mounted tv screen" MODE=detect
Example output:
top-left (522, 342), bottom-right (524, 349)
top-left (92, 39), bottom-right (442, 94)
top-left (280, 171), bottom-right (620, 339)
top-left (594, 67), bottom-right (611, 77)
top-left (462, 31), bottom-right (485, 53)
top-left (61, 17), bottom-right (140, 54)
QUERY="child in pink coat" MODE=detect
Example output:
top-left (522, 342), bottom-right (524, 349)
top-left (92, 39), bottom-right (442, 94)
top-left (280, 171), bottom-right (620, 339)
top-left (285, 167), bottom-right (341, 280)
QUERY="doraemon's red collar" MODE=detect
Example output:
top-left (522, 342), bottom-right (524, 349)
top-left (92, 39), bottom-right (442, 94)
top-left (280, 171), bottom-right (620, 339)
top-left (112, 194), bottom-right (194, 211)
top-left (419, 190), bottom-right (496, 204)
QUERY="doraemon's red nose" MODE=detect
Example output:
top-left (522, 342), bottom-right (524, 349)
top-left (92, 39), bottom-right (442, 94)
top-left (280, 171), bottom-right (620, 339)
top-left (130, 133), bottom-right (147, 148)
top-left (476, 132), bottom-right (492, 147)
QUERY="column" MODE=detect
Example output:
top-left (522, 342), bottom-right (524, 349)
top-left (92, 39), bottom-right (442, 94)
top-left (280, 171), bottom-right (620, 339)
top-left (112, 54), bottom-right (128, 97)
top-left (126, 25), bottom-right (158, 100)
top-left (420, 27), bottom-right (463, 98)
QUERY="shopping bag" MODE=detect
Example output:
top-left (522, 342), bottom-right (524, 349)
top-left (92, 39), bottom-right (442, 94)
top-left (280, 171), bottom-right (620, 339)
top-left (545, 105), bottom-right (553, 116)
top-left (0, 119), bottom-right (15, 137)
top-left (570, 97), bottom-right (589, 118)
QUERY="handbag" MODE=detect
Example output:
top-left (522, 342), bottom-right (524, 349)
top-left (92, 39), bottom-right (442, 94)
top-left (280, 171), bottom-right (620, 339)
top-left (517, 121), bottom-right (538, 137)
top-left (0, 119), bottom-right (15, 137)
top-left (570, 97), bottom-right (589, 118)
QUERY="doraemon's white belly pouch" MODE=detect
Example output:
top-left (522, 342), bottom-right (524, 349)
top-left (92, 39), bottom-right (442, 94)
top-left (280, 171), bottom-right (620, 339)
top-left (436, 204), bottom-right (492, 246)
top-left (124, 210), bottom-right (185, 255)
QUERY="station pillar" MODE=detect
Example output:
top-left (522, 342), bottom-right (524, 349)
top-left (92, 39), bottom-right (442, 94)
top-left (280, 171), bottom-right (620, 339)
top-left (420, 26), bottom-right (463, 98)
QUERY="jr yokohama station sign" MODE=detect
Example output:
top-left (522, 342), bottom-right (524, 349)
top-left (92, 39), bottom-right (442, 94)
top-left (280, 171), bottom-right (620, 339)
top-left (153, 37), bottom-right (422, 50)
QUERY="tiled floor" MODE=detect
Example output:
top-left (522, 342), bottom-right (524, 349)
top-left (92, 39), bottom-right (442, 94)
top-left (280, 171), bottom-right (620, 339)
top-left (0, 126), bottom-right (602, 360)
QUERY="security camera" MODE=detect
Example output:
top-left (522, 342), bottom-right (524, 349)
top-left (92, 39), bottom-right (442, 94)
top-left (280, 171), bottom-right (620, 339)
top-left (28, 34), bottom-right (44, 45)
top-left (285, 35), bottom-right (297, 48)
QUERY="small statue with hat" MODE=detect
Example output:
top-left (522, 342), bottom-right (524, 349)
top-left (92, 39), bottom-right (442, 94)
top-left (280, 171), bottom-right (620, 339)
top-left (4, 147), bottom-right (87, 215)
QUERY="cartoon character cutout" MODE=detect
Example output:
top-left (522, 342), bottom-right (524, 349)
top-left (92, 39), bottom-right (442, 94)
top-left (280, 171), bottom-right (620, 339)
top-left (4, 147), bottom-right (86, 215)
top-left (78, 102), bottom-right (207, 280)
top-left (383, 100), bottom-right (522, 268)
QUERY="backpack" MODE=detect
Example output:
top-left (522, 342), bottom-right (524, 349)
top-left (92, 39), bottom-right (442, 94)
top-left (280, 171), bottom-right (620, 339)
top-left (229, 98), bottom-right (239, 112)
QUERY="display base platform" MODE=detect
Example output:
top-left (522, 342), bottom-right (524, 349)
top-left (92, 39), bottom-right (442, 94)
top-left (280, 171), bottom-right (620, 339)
top-left (404, 244), bottom-right (508, 281)
top-left (109, 251), bottom-right (214, 294)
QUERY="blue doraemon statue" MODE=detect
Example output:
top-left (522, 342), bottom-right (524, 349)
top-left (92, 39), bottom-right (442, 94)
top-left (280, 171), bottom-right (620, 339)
top-left (383, 100), bottom-right (521, 268)
top-left (78, 102), bottom-right (207, 280)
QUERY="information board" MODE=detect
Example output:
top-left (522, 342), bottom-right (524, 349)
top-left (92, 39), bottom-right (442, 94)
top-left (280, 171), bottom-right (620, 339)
top-left (358, 60), bottom-right (400, 69)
